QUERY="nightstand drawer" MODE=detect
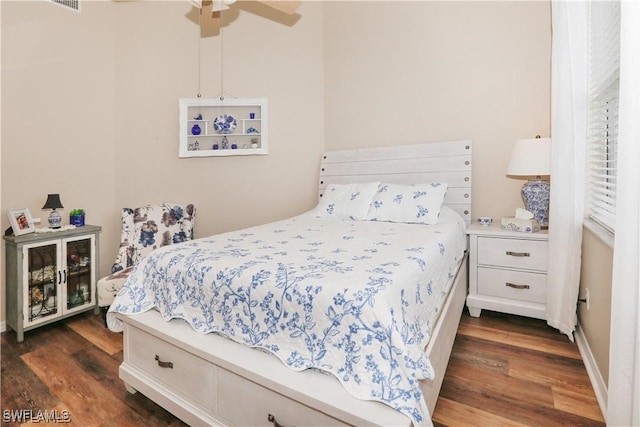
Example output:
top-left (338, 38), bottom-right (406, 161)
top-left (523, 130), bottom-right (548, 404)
top-left (478, 267), bottom-right (546, 303)
top-left (477, 237), bottom-right (547, 271)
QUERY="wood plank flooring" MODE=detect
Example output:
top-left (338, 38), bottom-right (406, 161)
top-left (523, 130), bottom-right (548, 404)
top-left (432, 311), bottom-right (604, 426)
top-left (1, 310), bottom-right (604, 426)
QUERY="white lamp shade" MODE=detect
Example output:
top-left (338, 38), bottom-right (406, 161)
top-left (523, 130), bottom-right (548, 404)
top-left (507, 137), bottom-right (552, 176)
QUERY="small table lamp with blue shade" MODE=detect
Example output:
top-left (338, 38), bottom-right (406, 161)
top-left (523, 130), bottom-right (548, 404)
top-left (42, 194), bottom-right (64, 229)
top-left (507, 136), bottom-right (551, 228)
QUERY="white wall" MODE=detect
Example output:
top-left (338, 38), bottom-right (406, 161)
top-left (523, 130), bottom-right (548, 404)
top-left (1, 1), bottom-right (118, 327)
top-left (323, 1), bottom-right (551, 220)
top-left (112, 1), bottom-right (325, 237)
top-left (580, 228), bottom-right (613, 385)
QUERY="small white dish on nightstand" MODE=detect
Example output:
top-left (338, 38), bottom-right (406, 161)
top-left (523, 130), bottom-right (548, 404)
top-left (477, 217), bottom-right (493, 226)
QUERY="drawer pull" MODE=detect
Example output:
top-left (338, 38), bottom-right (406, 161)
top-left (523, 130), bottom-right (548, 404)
top-left (154, 355), bottom-right (173, 369)
top-left (268, 413), bottom-right (287, 427)
top-left (506, 251), bottom-right (530, 257)
top-left (506, 282), bottom-right (530, 290)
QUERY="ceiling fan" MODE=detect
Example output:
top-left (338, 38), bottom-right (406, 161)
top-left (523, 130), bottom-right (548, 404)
top-left (192, 0), bottom-right (301, 16)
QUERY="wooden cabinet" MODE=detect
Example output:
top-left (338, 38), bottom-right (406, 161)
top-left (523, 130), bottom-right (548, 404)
top-left (466, 223), bottom-right (548, 319)
top-left (3, 225), bottom-right (101, 342)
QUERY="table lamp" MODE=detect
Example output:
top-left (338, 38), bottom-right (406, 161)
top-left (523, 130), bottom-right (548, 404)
top-left (507, 136), bottom-right (551, 228)
top-left (42, 194), bottom-right (64, 229)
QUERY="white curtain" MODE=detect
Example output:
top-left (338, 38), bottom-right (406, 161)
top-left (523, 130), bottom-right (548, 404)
top-left (607, 1), bottom-right (640, 425)
top-left (547, 1), bottom-right (588, 340)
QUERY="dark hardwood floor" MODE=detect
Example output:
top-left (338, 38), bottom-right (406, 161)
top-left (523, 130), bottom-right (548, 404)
top-left (1, 310), bottom-right (604, 426)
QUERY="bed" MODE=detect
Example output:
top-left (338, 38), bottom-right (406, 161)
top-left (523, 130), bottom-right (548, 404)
top-left (107, 140), bottom-right (472, 427)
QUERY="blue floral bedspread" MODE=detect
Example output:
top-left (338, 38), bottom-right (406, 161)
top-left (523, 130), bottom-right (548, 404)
top-left (107, 209), bottom-right (467, 425)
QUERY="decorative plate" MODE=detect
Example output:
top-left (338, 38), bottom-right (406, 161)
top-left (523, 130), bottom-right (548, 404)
top-left (213, 114), bottom-right (237, 134)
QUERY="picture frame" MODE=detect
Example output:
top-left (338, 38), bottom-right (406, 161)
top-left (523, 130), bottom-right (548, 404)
top-left (7, 208), bottom-right (35, 236)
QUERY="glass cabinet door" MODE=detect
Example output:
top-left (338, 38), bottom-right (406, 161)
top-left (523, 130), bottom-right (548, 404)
top-left (64, 236), bottom-right (94, 312)
top-left (25, 242), bottom-right (61, 326)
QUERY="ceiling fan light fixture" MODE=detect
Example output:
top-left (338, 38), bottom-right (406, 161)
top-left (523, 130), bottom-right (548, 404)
top-left (211, 0), bottom-right (232, 12)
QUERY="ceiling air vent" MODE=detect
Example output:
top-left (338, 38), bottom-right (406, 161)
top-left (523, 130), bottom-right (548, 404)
top-left (50, 0), bottom-right (80, 12)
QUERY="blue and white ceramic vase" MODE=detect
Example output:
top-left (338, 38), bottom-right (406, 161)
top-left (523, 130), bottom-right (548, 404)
top-left (48, 209), bottom-right (62, 229)
top-left (191, 124), bottom-right (201, 136)
top-left (521, 179), bottom-right (550, 227)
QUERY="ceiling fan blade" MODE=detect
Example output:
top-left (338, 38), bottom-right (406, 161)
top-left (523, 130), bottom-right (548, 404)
top-left (257, 0), bottom-right (301, 15)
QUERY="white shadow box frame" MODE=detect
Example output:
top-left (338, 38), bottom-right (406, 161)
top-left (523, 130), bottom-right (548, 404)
top-left (179, 98), bottom-right (268, 158)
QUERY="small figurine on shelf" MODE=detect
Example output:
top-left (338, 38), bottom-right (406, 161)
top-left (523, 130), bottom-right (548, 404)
top-left (193, 114), bottom-right (202, 120)
top-left (250, 137), bottom-right (259, 149)
top-left (194, 141), bottom-right (200, 150)
top-left (221, 136), bottom-right (229, 149)
top-left (212, 143), bottom-right (219, 150)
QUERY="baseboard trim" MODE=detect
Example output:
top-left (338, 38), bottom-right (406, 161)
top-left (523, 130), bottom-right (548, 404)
top-left (575, 322), bottom-right (608, 419)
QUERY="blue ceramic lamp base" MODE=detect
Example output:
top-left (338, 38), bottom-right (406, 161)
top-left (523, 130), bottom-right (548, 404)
top-left (521, 179), bottom-right (550, 228)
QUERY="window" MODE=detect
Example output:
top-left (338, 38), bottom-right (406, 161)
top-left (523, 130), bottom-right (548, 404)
top-left (586, 1), bottom-right (620, 234)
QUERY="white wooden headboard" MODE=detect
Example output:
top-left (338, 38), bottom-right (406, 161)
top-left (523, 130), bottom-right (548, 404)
top-left (318, 140), bottom-right (473, 225)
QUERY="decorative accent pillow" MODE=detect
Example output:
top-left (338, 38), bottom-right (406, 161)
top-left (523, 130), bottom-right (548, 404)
top-left (111, 203), bottom-right (196, 273)
top-left (312, 182), bottom-right (380, 220)
top-left (367, 182), bottom-right (448, 225)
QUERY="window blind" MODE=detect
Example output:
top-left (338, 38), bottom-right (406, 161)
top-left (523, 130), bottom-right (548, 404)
top-left (586, 0), bottom-right (620, 233)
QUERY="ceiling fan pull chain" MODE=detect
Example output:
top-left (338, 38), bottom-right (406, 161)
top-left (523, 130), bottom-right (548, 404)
top-left (197, 6), bottom-right (202, 98)
top-left (220, 22), bottom-right (225, 101)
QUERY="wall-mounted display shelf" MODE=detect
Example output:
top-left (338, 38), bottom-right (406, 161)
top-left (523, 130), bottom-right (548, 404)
top-left (179, 98), bottom-right (268, 158)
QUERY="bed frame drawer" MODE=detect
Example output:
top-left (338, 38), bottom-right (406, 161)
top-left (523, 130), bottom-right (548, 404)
top-left (127, 324), bottom-right (216, 411)
top-left (217, 369), bottom-right (346, 427)
top-left (119, 310), bottom-right (417, 427)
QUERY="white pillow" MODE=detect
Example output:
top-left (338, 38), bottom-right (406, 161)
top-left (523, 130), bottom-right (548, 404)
top-left (367, 182), bottom-right (448, 224)
top-left (312, 182), bottom-right (380, 220)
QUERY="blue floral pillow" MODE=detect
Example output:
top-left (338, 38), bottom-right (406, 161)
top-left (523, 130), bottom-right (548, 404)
top-left (312, 182), bottom-right (380, 220)
top-left (367, 182), bottom-right (448, 225)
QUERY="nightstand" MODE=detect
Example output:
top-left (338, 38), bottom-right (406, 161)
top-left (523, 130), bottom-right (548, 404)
top-left (466, 223), bottom-right (548, 319)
